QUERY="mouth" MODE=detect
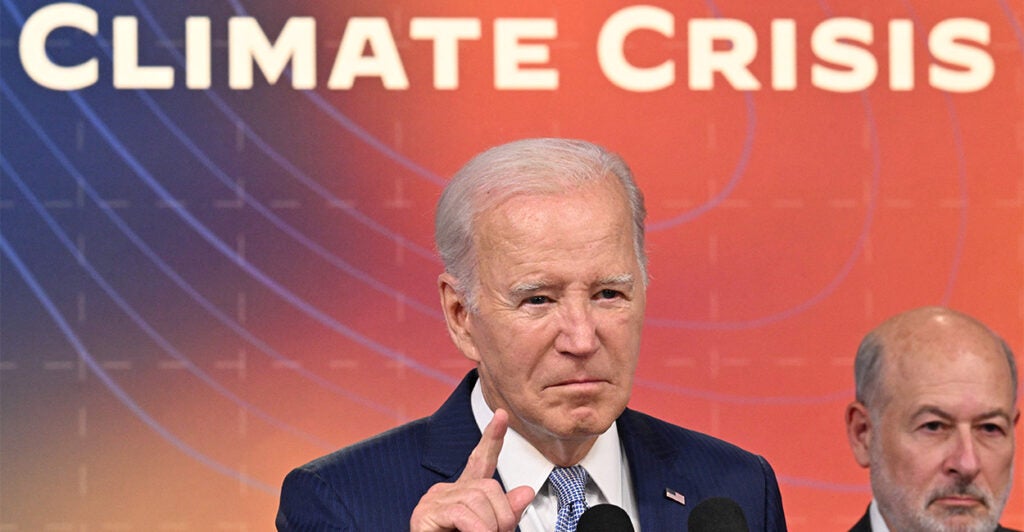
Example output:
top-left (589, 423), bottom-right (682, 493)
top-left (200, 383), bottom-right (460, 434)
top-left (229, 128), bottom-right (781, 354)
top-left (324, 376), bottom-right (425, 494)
top-left (549, 377), bottom-right (607, 389)
top-left (932, 495), bottom-right (983, 507)
top-left (928, 488), bottom-right (989, 513)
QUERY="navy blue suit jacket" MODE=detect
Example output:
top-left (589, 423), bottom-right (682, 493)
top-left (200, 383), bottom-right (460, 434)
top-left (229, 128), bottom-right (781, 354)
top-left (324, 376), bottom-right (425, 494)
top-left (277, 370), bottom-right (787, 531)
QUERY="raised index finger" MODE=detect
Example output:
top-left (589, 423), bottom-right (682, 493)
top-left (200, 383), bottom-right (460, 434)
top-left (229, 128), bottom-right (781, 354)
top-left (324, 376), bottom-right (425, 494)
top-left (459, 408), bottom-right (510, 481)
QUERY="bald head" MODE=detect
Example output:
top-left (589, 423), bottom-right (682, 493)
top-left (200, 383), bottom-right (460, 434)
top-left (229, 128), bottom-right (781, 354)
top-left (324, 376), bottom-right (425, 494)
top-left (847, 307), bottom-right (1021, 532)
top-left (854, 306), bottom-right (1018, 414)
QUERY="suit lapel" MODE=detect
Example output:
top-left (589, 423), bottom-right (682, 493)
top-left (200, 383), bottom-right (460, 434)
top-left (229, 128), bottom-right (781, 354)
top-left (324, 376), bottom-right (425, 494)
top-left (618, 409), bottom-right (688, 529)
top-left (421, 371), bottom-right (484, 481)
top-left (849, 506), bottom-right (872, 532)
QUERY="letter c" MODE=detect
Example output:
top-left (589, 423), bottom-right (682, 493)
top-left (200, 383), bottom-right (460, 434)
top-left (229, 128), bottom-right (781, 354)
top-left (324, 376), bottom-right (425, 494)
top-left (597, 5), bottom-right (675, 92)
top-left (20, 3), bottom-right (99, 90)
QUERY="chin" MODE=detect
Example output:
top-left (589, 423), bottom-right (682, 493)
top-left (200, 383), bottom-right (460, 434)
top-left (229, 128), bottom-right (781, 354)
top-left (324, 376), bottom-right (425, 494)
top-left (558, 407), bottom-right (616, 435)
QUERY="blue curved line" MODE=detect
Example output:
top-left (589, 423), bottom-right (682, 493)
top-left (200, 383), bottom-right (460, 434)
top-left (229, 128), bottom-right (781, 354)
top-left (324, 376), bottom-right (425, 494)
top-left (0, 233), bottom-right (277, 494)
top-left (128, 0), bottom-right (447, 251)
top-left (13, 0), bottom-right (442, 320)
top-left (646, 91), bottom-right (882, 331)
top-left (777, 475), bottom-right (869, 493)
top-left (895, 0), bottom-right (970, 303)
top-left (645, 0), bottom-right (882, 329)
top-left (641, 0), bottom-right (756, 230)
top-left (64, 84), bottom-right (454, 384)
top-left (2, 81), bottom-right (406, 421)
top-left (647, 93), bottom-right (757, 230)
top-left (2, 155), bottom-right (338, 450)
top-left (215, 0), bottom-right (448, 186)
top-left (634, 377), bottom-right (854, 406)
top-left (132, 88), bottom-right (442, 321)
top-left (2, 0), bottom-right (455, 386)
top-left (997, 0), bottom-right (1024, 69)
top-left (224, 0), bottom-right (754, 224)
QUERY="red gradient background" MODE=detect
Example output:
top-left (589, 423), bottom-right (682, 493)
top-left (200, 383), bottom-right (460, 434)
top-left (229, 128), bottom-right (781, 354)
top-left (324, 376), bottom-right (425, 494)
top-left (1, 0), bottom-right (1022, 530)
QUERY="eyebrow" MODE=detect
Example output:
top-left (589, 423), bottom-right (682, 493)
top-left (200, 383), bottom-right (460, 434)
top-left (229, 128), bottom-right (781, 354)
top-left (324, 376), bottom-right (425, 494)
top-left (508, 274), bottom-right (635, 297)
top-left (599, 273), bottom-right (635, 286)
top-left (509, 281), bottom-right (550, 297)
top-left (910, 405), bottom-right (1013, 423)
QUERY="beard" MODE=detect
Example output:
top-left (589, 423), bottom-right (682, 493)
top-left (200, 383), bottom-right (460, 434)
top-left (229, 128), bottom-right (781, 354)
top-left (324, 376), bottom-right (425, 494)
top-left (869, 450), bottom-right (1011, 532)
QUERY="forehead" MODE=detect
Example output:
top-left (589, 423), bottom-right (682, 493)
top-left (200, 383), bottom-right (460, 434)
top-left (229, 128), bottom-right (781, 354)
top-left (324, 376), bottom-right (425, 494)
top-left (471, 177), bottom-right (637, 277)
top-left (877, 320), bottom-right (1015, 414)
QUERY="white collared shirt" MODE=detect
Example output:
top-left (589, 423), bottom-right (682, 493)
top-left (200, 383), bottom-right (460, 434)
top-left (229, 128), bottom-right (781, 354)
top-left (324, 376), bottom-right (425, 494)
top-left (470, 380), bottom-right (640, 531)
top-left (869, 499), bottom-right (891, 532)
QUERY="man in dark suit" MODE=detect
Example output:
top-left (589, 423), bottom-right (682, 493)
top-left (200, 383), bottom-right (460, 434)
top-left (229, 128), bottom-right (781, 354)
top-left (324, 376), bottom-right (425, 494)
top-left (277, 138), bottom-right (787, 531)
top-left (845, 307), bottom-right (1020, 532)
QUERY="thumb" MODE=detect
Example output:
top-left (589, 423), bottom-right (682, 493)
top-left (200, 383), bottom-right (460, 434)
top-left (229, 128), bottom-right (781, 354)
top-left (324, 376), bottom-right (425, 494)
top-left (507, 485), bottom-right (536, 520)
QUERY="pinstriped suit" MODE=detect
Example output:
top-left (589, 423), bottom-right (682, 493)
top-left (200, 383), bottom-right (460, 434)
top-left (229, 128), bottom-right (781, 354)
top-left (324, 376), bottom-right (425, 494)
top-left (277, 370), bottom-right (787, 531)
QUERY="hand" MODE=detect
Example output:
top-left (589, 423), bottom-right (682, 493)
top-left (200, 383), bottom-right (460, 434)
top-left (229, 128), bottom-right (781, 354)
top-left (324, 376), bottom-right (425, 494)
top-left (410, 409), bottom-right (536, 532)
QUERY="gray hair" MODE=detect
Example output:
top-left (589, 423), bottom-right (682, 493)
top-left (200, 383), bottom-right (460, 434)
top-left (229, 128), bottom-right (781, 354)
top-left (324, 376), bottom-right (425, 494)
top-left (434, 138), bottom-right (647, 309)
top-left (854, 315), bottom-right (1019, 410)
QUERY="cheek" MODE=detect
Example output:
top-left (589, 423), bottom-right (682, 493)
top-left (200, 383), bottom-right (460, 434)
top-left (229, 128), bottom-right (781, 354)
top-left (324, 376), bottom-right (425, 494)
top-left (886, 441), bottom-right (944, 484)
top-left (877, 431), bottom-right (923, 473)
top-left (481, 325), bottom-right (553, 375)
top-left (984, 445), bottom-right (1016, 480)
top-left (602, 309), bottom-right (643, 339)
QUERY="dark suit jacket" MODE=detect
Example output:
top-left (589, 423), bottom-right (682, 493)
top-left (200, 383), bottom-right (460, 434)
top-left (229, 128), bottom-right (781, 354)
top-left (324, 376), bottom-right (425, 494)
top-left (277, 370), bottom-right (787, 531)
top-left (850, 505), bottom-right (1020, 532)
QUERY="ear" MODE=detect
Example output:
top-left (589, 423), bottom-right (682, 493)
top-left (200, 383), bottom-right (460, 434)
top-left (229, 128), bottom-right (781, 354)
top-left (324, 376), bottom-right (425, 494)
top-left (845, 401), bottom-right (873, 468)
top-left (438, 272), bottom-right (480, 363)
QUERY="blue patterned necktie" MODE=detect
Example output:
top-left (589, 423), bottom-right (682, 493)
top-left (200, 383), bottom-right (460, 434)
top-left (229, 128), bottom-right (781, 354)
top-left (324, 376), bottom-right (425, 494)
top-left (548, 466), bottom-right (590, 532)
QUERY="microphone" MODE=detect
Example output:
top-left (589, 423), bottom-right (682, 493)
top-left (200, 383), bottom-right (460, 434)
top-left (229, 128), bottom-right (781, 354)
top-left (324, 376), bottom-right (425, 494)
top-left (687, 497), bottom-right (749, 532)
top-left (576, 503), bottom-right (635, 532)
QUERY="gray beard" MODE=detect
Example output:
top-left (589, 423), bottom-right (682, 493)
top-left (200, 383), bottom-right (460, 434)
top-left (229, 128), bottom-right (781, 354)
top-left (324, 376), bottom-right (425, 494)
top-left (869, 459), bottom-right (1010, 532)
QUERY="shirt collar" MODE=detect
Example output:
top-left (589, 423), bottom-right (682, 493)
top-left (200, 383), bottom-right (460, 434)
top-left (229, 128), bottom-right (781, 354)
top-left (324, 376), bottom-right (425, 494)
top-left (869, 499), bottom-right (891, 532)
top-left (470, 378), bottom-right (625, 506)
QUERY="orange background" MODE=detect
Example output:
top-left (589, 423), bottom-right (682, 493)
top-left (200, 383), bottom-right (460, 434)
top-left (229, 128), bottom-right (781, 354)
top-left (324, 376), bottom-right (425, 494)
top-left (1, 1), bottom-right (1022, 529)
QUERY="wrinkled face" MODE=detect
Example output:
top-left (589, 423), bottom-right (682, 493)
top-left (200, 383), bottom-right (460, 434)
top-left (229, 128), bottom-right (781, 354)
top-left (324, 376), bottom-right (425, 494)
top-left (868, 330), bottom-right (1017, 532)
top-left (452, 176), bottom-right (645, 457)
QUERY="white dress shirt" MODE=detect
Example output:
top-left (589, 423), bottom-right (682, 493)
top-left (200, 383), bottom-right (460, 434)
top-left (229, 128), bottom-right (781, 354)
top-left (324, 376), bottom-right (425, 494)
top-left (471, 380), bottom-right (640, 531)
top-left (869, 500), bottom-right (890, 532)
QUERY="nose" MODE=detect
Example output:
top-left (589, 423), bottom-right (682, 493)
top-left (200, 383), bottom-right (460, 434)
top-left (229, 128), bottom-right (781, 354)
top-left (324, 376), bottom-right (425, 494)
top-left (553, 299), bottom-right (599, 357)
top-left (945, 427), bottom-right (981, 480)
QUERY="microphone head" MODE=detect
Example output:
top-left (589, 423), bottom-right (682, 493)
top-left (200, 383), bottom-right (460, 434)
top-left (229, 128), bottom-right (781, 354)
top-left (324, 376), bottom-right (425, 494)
top-left (687, 497), bottom-right (749, 532)
top-left (576, 503), bottom-right (635, 532)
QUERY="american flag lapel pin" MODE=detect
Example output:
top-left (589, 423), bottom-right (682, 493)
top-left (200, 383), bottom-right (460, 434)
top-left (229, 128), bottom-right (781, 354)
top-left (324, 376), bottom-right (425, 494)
top-left (664, 488), bottom-right (686, 506)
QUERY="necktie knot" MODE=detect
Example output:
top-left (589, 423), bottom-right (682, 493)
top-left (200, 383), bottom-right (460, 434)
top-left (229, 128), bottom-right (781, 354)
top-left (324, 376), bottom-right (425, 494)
top-left (549, 466), bottom-right (589, 532)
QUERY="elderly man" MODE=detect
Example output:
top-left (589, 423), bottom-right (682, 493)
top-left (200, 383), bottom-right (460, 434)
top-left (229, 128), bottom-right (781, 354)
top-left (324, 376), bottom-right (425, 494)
top-left (277, 138), bottom-right (787, 531)
top-left (845, 306), bottom-right (1021, 532)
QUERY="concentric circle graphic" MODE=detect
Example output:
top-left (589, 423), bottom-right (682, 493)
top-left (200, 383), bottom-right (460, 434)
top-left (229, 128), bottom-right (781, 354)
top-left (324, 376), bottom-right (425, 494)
top-left (2, 1), bottom-right (1022, 529)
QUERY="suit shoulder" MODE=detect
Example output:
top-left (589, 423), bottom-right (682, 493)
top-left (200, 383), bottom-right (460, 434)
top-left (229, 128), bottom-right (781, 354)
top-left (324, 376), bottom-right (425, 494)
top-left (277, 417), bottom-right (438, 530)
top-left (295, 416), bottom-right (431, 479)
top-left (618, 409), bottom-right (787, 530)
top-left (622, 409), bottom-right (767, 465)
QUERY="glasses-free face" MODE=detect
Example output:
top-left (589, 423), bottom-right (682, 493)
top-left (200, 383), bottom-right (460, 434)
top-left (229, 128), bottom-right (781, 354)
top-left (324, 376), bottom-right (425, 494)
top-left (440, 176), bottom-right (646, 465)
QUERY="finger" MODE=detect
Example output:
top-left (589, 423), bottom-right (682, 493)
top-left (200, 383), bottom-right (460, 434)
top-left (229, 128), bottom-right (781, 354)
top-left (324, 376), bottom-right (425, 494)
top-left (443, 496), bottom-right (500, 532)
top-left (506, 485), bottom-right (536, 522)
top-left (459, 408), bottom-right (509, 481)
top-left (411, 481), bottom-right (506, 532)
top-left (478, 479), bottom-right (523, 531)
top-left (457, 480), bottom-right (530, 532)
top-left (469, 480), bottom-right (524, 532)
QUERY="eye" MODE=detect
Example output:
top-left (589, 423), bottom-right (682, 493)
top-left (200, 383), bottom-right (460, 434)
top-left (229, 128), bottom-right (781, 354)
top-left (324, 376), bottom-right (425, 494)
top-left (978, 423), bottom-right (1006, 436)
top-left (595, 289), bottom-right (622, 300)
top-left (920, 421), bottom-right (946, 432)
top-left (524, 295), bottom-right (551, 306)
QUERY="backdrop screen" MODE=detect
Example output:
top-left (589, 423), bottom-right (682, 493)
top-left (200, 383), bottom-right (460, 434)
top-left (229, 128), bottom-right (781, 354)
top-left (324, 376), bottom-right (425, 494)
top-left (2, 1), bottom-right (1022, 529)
